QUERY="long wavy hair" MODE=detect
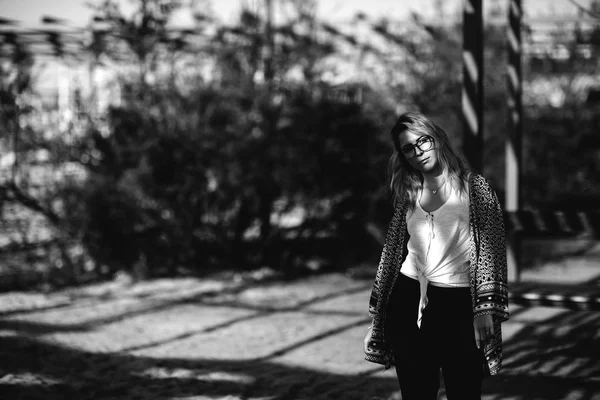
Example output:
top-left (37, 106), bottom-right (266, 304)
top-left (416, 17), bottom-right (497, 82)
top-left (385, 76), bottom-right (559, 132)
top-left (388, 112), bottom-right (470, 209)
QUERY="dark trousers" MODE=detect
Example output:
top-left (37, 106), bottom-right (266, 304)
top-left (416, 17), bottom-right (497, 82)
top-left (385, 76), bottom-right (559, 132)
top-left (385, 273), bottom-right (484, 400)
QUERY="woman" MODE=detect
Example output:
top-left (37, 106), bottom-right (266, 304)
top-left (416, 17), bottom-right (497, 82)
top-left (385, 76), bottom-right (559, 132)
top-left (363, 112), bottom-right (509, 400)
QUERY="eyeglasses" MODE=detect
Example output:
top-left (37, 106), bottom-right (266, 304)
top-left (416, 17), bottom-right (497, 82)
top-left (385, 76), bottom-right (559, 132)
top-left (401, 135), bottom-right (435, 159)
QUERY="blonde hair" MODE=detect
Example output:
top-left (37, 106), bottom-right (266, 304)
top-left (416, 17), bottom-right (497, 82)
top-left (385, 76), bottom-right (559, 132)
top-left (388, 112), bottom-right (470, 209)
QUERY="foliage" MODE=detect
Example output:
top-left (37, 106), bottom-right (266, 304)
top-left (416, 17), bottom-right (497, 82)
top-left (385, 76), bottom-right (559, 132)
top-left (0, 32), bottom-right (91, 289)
top-left (523, 105), bottom-right (600, 209)
top-left (51, 0), bottom-right (396, 279)
top-left (1, 0), bottom-right (599, 290)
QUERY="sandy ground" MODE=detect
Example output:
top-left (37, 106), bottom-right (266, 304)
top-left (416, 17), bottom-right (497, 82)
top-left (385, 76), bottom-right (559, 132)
top-left (0, 251), bottom-right (599, 400)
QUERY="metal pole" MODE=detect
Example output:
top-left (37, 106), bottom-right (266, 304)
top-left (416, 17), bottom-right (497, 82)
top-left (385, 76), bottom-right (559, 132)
top-left (506, 0), bottom-right (523, 282)
top-left (462, 0), bottom-right (484, 172)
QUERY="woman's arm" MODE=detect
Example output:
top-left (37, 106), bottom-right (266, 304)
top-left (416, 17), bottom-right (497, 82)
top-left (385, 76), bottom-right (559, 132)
top-left (368, 202), bottom-right (407, 318)
top-left (472, 176), bottom-right (510, 323)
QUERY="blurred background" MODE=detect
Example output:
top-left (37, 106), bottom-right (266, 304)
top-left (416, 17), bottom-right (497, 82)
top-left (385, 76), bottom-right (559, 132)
top-left (1, 1), bottom-right (600, 399)
top-left (0, 0), bottom-right (598, 290)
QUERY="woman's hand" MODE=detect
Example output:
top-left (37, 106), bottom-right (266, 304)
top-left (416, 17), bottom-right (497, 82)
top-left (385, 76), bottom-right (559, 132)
top-left (473, 314), bottom-right (494, 349)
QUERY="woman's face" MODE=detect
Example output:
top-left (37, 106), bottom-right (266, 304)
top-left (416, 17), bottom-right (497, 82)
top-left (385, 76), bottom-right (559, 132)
top-left (398, 130), bottom-right (440, 174)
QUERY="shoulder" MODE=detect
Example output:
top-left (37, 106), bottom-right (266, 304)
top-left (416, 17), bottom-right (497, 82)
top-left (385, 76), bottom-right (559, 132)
top-left (468, 173), bottom-right (496, 194)
top-left (468, 172), bottom-right (486, 186)
top-left (468, 173), bottom-right (503, 211)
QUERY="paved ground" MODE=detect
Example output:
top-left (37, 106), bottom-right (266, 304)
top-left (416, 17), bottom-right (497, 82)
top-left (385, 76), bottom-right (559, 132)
top-left (0, 247), bottom-right (599, 400)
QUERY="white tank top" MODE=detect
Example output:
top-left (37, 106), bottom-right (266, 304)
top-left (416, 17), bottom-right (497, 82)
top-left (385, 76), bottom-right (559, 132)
top-left (400, 186), bottom-right (471, 326)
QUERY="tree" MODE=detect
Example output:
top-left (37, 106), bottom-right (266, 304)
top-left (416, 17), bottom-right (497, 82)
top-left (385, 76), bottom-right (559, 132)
top-left (61, 0), bottom-right (398, 277)
top-left (520, 8), bottom-right (600, 207)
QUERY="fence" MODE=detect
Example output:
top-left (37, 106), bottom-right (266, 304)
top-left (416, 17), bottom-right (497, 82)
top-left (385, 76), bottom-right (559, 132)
top-left (506, 209), bottom-right (600, 310)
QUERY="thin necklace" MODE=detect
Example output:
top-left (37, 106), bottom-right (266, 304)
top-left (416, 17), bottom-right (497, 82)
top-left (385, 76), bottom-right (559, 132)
top-left (424, 178), bottom-right (446, 195)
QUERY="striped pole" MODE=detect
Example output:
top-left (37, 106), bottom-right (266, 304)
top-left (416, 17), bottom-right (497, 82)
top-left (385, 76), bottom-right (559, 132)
top-left (462, 0), bottom-right (484, 172)
top-left (506, 0), bottom-right (523, 282)
top-left (503, 209), bottom-right (600, 236)
top-left (510, 281), bottom-right (600, 311)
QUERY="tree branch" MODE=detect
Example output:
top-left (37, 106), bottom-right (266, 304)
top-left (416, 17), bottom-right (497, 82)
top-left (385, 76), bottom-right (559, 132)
top-left (565, 0), bottom-right (600, 19)
top-left (3, 182), bottom-right (62, 227)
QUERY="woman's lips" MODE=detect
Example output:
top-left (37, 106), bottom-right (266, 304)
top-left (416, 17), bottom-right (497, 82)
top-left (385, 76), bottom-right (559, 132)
top-left (418, 157), bottom-right (430, 164)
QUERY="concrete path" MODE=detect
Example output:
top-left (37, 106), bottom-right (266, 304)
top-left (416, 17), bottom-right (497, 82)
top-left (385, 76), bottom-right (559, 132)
top-left (0, 257), bottom-right (599, 400)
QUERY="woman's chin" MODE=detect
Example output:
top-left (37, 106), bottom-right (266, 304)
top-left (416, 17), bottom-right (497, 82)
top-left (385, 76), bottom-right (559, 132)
top-left (414, 160), bottom-right (434, 173)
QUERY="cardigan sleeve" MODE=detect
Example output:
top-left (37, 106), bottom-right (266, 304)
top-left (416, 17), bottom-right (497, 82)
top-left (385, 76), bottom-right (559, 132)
top-left (368, 202), bottom-right (405, 318)
top-left (472, 177), bottom-right (510, 322)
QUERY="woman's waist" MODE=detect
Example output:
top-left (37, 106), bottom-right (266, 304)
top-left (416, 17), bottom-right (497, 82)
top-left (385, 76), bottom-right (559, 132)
top-left (429, 280), bottom-right (470, 288)
top-left (401, 260), bottom-right (470, 286)
top-left (400, 271), bottom-right (470, 288)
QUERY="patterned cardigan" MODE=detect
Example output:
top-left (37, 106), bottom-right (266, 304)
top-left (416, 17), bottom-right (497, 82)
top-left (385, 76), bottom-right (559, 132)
top-left (365, 173), bottom-right (509, 376)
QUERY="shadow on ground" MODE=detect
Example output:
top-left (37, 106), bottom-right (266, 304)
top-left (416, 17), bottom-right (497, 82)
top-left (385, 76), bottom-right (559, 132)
top-left (0, 276), bottom-right (599, 400)
top-left (484, 307), bottom-right (600, 400)
top-left (0, 333), bottom-right (400, 400)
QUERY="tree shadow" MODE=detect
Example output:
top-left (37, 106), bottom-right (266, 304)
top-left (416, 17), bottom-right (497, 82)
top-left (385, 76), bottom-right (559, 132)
top-left (0, 280), bottom-right (371, 340)
top-left (0, 318), bottom-right (92, 335)
top-left (2, 306), bottom-right (598, 400)
top-left (0, 282), bottom-right (599, 400)
top-left (0, 301), bottom-right (74, 318)
top-left (121, 300), bottom-right (366, 354)
top-left (483, 307), bottom-right (600, 400)
top-left (0, 334), bottom-right (399, 400)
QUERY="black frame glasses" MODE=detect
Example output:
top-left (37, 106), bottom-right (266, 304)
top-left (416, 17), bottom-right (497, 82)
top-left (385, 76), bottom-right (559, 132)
top-left (401, 135), bottom-right (435, 159)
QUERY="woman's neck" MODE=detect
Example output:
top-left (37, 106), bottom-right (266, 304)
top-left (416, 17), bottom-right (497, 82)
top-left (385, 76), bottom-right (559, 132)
top-left (422, 169), bottom-right (445, 188)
